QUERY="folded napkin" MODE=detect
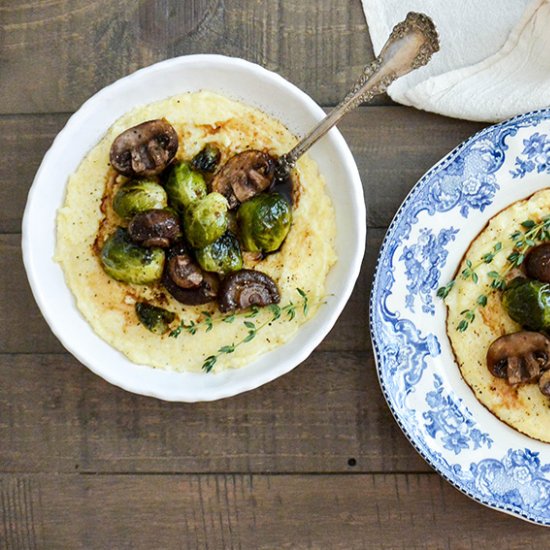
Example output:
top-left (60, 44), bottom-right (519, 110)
top-left (361, 0), bottom-right (550, 122)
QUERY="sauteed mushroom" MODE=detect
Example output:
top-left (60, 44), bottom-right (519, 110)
top-left (110, 119), bottom-right (178, 177)
top-left (168, 254), bottom-right (204, 289)
top-left (525, 243), bottom-right (550, 283)
top-left (162, 269), bottom-right (218, 305)
top-left (161, 243), bottom-right (218, 305)
top-left (210, 150), bottom-right (276, 208)
top-left (539, 370), bottom-right (550, 396)
top-left (128, 209), bottom-right (181, 248)
top-left (487, 331), bottom-right (550, 385)
top-left (218, 269), bottom-right (280, 313)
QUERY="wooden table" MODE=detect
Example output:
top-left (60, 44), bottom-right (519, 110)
top-left (1, 1), bottom-right (548, 547)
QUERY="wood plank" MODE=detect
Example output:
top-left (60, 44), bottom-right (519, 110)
top-left (1, 235), bottom-right (62, 354)
top-left (0, 0), bottom-right (382, 114)
top-left (344, 108), bottom-right (487, 227)
top-left (0, 347), bottom-right (427, 474)
top-left (0, 108), bottom-right (485, 233)
top-left (0, 473), bottom-right (546, 548)
top-left (0, 114), bottom-right (70, 234)
top-left (1, 225), bottom-right (376, 354)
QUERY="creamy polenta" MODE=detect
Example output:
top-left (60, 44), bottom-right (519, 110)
top-left (446, 189), bottom-right (550, 442)
top-left (56, 91), bottom-right (336, 372)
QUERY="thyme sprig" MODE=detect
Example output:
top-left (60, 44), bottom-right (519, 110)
top-left (437, 215), bottom-right (550, 332)
top-left (169, 288), bottom-right (316, 372)
top-left (168, 310), bottom-right (214, 338)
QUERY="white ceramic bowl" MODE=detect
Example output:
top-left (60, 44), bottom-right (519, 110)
top-left (22, 54), bottom-right (366, 401)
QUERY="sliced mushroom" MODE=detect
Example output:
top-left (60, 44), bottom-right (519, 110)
top-left (487, 331), bottom-right (550, 385)
top-left (218, 269), bottom-right (280, 313)
top-left (161, 242), bottom-right (218, 305)
top-left (128, 209), bottom-right (181, 248)
top-left (525, 243), bottom-right (550, 283)
top-left (539, 370), bottom-right (550, 396)
top-left (168, 255), bottom-right (203, 289)
top-left (110, 119), bottom-right (178, 177)
top-left (162, 268), bottom-right (218, 305)
top-left (210, 150), bottom-right (275, 208)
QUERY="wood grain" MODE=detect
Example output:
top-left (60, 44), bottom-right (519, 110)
top-left (0, 349), bottom-right (427, 475)
top-left (0, 473), bottom-right (547, 549)
top-left (0, 108), bottom-right (486, 233)
top-left (0, 0), bottom-right (379, 114)
top-left (0, 114), bottom-right (71, 234)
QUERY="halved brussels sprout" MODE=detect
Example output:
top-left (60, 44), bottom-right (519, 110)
top-left (191, 145), bottom-right (221, 173)
top-left (237, 192), bottom-right (291, 253)
top-left (195, 232), bottom-right (243, 275)
top-left (183, 192), bottom-right (229, 248)
top-left (165, 162), bottom-right (207, 212)
top-left (113, 179), bottom-right (167, 219)
top-left (100, 228), bottom-right (165, 284)
top-left (135, 302), bottom-right (175, 334)
top-left (502, 279), bottom-right (550, 331)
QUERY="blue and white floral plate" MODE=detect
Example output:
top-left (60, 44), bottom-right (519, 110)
top-left (370, 108), bottom-right (550, 525)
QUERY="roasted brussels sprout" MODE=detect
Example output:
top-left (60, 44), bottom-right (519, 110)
top-left (191, 144), bottom-right (221, 173)
top-left (237, 192), bottom-right (291, 253)
top-left (183, 192), bottom-right (229, 248)
top-left (502, 279), bottom-right (550, 331)
top-left (135, 302), bottom-right (175, 335)
top-left (100, 228), bottom-right (165, 284)
top-left (165, 162), bottom-right (207, 212)
top-left (113, 179), bottom-right (167, 219)
top-left (195, 232), bottom-right (243, 275)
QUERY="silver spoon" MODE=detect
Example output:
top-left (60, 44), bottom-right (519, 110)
top-left (276, 12), bottom-right (440, 179)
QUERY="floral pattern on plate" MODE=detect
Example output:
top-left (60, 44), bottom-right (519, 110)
top-left (370, 108), bottom-right (550, 525)
top-left (511, 132), bottom-right (550, 179)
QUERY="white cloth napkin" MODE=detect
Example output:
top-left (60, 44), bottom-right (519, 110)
top-left (361, 0), bottom-right (550, 122)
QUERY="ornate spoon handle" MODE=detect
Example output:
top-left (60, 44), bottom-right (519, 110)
top-left (277, 12), bottom-right (439, 176)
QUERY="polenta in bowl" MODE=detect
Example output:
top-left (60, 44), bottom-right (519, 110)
top-left (55, 91), bottom-right (336, 374)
